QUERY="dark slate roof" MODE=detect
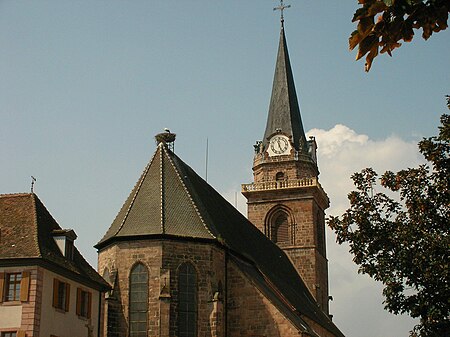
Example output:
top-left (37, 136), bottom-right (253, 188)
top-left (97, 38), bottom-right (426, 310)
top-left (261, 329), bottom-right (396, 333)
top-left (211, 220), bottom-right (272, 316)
top-left (97, 144), bottom-right (344, 337)
top-left (97, 145), bottom-right (214, 245)
top-left (0, 193), bottom-right (109, 290)
top-left (262, 25), bottom-right (308, 152)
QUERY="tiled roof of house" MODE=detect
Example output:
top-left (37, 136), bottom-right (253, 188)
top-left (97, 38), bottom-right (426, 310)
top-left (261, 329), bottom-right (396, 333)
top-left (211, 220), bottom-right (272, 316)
top-left (97, 143), bottom-right (344, 337)
top-left (0, 193), bottom-right (109, 290)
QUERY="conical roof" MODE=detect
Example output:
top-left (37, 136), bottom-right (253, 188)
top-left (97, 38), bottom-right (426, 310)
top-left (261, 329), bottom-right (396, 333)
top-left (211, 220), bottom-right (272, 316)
top-left (97, 143), bottom-right (214, 244)
top-left (262, 25), bottom-right (308, 152)
top-left (96, 143), bottom-right (344, 337)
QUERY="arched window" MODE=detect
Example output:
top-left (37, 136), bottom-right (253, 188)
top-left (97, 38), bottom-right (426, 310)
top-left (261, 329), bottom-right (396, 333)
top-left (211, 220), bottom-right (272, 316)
top-left (316, 210), bottom-right (325, 256)
top-left (275, 172), bottom-right (285, 181)
top-left (271, 211), bottom-right (289, 244)
top-left (129, 263), bottom-right (148, 337)
top-left (178, 263), bottom-right (197, 337)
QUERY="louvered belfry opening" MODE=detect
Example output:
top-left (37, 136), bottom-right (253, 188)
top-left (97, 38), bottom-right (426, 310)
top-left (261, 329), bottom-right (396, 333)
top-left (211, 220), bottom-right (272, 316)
top-left (271, 211), bottom-right (290, 244)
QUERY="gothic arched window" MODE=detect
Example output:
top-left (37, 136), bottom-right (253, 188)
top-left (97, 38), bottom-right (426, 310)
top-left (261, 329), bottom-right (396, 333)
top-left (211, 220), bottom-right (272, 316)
top-left (178, 262), bottom-right (197, 337)
top-left (271, 211), bottom-right (289, 244)
top-left (129, 263), bottom-right (148, 337)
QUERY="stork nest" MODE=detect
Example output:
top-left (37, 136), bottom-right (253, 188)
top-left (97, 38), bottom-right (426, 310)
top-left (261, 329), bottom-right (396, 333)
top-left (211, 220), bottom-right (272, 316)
top-left (155, 132), bottom-right (176, 144)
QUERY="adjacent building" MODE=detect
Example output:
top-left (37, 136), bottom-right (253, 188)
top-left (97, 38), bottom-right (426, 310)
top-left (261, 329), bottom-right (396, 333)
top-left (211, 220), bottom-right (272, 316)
top-left (0, 193), bottom-right (110, 337)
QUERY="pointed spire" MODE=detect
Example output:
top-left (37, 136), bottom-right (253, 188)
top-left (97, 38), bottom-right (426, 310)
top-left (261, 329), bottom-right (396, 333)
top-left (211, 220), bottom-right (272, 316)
top-left (262, 24), bottom-right (307, 152)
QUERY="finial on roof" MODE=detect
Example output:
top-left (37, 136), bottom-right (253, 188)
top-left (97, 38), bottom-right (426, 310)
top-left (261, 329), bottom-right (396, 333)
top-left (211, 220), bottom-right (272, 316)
top-left (273, 0), bottom-right (291, 26)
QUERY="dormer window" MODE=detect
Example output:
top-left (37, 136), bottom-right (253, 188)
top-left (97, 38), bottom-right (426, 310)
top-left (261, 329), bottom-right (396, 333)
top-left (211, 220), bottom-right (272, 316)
top-left (52, 229), bottom-right (77, 260)
top-left (65, 239), bottom-right (74, 260)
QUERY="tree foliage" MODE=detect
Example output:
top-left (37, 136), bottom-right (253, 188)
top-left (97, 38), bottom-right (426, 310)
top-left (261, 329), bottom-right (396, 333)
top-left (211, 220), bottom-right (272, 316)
top-left (328, 107), bottom-right (450, 336)
top-left (350, 0), bottom-right (450, 71)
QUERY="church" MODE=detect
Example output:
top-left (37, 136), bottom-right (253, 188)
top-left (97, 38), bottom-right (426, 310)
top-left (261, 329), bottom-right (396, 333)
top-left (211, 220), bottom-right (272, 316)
top-left (95, 15), bottom-right (345, 337)
top-left (0, 8), bottom-right (346, 337)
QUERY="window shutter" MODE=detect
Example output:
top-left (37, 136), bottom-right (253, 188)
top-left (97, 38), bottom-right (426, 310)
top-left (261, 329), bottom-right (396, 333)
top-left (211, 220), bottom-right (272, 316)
top-left (87, 291), bottom-right (92, 319)
top-left (76, 287), bottom-right (82, 316)
top-left (20, 271), bottom-right (30, 302)
top-left (0, 272), bottom-right (4, 303)
top-left (52, 278), bottom-right (59, 307)
top-left (17, 330), bottom-right (26, 337)
top-left (65, 283), bottom-right (70, 312)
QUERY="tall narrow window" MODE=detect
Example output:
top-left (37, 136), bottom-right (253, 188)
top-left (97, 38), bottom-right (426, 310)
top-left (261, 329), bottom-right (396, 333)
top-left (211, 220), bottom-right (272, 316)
top-left (76, 288), bottom-right (92, 318)
top-left (5, 273), bottom-right (21, 301)
top-left (178, 263), bottom-right (197, 337)
top-left (53, 279), bottom-right (70, 312)
top-left (129, 263), bottom-right (148, 337)
top-left (316, 210), bottom-right (325, 256)
top-left (271, 212), bottom-right (289, 244)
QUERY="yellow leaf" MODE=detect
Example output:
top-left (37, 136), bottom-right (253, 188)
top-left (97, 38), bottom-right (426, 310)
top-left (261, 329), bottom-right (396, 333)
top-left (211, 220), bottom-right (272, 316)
top-left (349, 30), bottom-right (363, 51)
top-left (358, 17), bottom-right (375, 35)
top-left (356, 34), bottom-right (378, 61)
top-left (365, 43), bottom-right (379, 72)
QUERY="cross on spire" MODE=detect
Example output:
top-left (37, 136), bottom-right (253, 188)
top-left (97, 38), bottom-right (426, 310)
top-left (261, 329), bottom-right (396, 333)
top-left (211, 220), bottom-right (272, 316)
top-left (273, 0), bottom-right (291, 26)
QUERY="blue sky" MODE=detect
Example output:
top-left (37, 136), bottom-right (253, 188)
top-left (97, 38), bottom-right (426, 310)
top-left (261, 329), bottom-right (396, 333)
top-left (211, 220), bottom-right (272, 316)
top-left (1, 1), bottom-right (449, 336)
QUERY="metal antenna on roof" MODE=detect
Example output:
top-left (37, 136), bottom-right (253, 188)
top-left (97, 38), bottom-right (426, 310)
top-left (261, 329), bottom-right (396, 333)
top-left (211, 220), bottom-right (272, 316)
top-left (205, 138), bottom-right (209, 182)
top-left (31, 176), bottom-right (36, 193)
top-left (274, 0), bottom-right (291, 27)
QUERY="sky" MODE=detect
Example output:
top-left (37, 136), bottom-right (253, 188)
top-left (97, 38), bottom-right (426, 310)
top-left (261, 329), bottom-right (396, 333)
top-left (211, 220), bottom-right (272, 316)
top-left (1, 1), bottom-right (449, 336)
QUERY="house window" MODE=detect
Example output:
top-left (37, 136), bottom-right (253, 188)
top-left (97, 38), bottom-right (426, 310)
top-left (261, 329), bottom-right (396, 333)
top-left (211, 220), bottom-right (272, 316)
top-left (76, 288), bottom-right (92, 318)
top-left (1, 332), bottom-right (17, 337)
top-left (0, 272), bottom-right (30, 303)
top-left (129, 263), bottom-right (148, 337)
top-left (53, 279), bottom-right (70, 312)
top-left (65, 240), bottom-right (74, 260)
top-left (5, 273), bottom-right (21, 301)
top-left (178, 262), bottom-right (197, 337)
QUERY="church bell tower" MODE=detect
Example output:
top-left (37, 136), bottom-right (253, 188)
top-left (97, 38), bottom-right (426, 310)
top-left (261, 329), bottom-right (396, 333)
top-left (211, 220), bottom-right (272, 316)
top-left (242, 16), bottom-right (330, 313)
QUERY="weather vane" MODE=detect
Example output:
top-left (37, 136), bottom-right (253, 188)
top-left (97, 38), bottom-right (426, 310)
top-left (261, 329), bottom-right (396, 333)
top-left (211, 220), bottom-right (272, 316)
top-left (274, 0), bottom-right (291, 25)
top-left (31, 176), bottom-right (36, 193)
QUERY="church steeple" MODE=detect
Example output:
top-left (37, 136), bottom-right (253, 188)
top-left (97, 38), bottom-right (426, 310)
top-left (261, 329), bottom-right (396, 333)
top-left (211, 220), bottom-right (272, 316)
top-left (242, 10), bottom-right (330, 313)
top-left (262, 23), bottom-right (307, 152)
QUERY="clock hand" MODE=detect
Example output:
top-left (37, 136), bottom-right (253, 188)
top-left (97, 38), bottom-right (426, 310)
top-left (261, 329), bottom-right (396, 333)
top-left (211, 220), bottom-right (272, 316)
top-left (277, 139), bottom-right (282, 151)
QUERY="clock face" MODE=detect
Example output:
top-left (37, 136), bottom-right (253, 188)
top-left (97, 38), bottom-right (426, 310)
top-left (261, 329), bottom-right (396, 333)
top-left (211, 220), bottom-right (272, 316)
top-left (269, 135), bottom-right (290, 155)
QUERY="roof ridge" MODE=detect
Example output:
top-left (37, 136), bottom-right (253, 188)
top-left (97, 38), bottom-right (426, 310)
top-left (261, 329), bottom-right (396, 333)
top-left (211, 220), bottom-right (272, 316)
top-left (113, 148), bottom-right (160, 237)
top-left (0, 193), bottom-right (33, 198)
top-left (161, 145), bottom-right (215, 239)
top-left (159, 144), bottom-right (165, 234)
top-left (30, 194), bottom-right (43, 258)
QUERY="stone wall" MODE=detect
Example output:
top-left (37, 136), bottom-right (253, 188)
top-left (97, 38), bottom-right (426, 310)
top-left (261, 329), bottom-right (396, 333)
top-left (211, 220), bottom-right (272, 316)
top-left (97, 239), bottom-right (226, 337)
top-left (227, 261), bottom-right (303, 337)
top-left (98, 237), bottom-right (338, 337)
top-left (246, 192), bottom-right (329, 312)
